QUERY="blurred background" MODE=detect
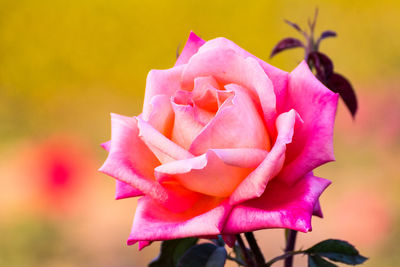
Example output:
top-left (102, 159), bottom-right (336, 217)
top-left (0, 0), bottom-right (399, 266)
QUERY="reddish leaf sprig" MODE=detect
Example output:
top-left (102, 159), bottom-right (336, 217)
top-left (270, 9), bottom-right (358, 117)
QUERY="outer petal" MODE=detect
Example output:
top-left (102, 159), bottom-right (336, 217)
top-left (99, 113), bottom-right (159, 184)
top-left (127, 196), bottom-right (231, 243)
top-left (313, 199), bottom-right (324, 218)
top-left (197, 37), bottom-right (289, 114)
top-left (223, 173), bottom-right (331, 234)
top-left (101, 140), bottom-right (144, 200)
top-left (181, 48), bottom-right (277, 135)
top-left (99, 114), bottom-right (200, 213)
top-left (128, 240), bottom-right (152, 250)
top-left (190, 84), bottom-right (270, 155)
top-left (102, 141), bottom-right (145, 199)
top-left (278, 61), bottom-right (339, 184)
top-left (100, 141), bottom-right (111, 151)
top-left (115, 180), bottom-right (143, 200)
top-left (155, 148), bottom-right (267, 197)
top-left (138, 241), bottom-right (152, 250)
top-left (229, 109), bottom-right (301, 205)
top-left (175, 31), bottom-right (206, 66)
top-left (142, 65), bottom-right (185, 119)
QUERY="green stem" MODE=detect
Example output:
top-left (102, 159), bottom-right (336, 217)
top-left (284, 230), bottom-right (298, 267)
top-left (236, 234), bottom-right (255, 267)
top-left (265, 251), bottom-right (305, 267)
top-left (244, 232), bottom-right (266, 267)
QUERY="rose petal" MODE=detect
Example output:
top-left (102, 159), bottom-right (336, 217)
top-left (101, 141), bottom-right (111, 152)
top-left (127, 196), bottom-right (231, 243)
top-left (277, 61), bottom-right (339, 184)
top-left (313, 199), bottom-right (323, 218)
top-left (223, 173), bottom-right (331, 234)
top-left (197, 37), bottom-right (289, 114)
top-left (128, 240), bottom-right (152, 250)
top-left (99, 113), bottom-right (159, 181)
top-left (155, 148), bottom-right (267, 197)
top-left (190, 84), bottom-right (270, 155)
top-left (192, 76), bottom-right (220, 112)
top-left (229, 109), bottom-right (301, 205)
top-left (170, 100), bottom-right (207, 150)
top-left (115, 180), bottom-right (143, 200)
top-left (99, 114), bottom-right (199, 213)
top-left (142, 65), bottom-right (185, 119)
top-left (138, 241), bottom-right (152, 250)
top-left (145, 95), bottom-right (174, 137)
top-left (181, 47), bottom-right (277, 135)
top-left (136, 117), bottom-right (193, 164)
top-left (175, 31), bottom-right (206, 66)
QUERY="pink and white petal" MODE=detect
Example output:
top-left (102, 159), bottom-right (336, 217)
top-left (181, 48), bottom-right (277, 134)
top-left (115, 180), bottom-right (144, 200)
top-left (142, 65), bottom-right (185, 119)
top-left (223, 173), bottom-right (331, 234)
top-left (128, 240), bottom-right (152, 250)
top-left (175, 31), bottom-right (206, 66)
top-left (170, 102), bottom-right (206, 150)
top-left (145, 95), bottom-right (174, 137)
top-left (277, 61), bottom-right (339, 184)
top-left (127, 196), bottom-right (231, 243)
top-left (138, 241), bottom-right (152, 250)
top-left (211, 148), bottom-right (267, 168)
top-left (99, 114), bottom-right (198, 213)
top-left (155, 149), bottom-right (265, 197)
top-left (313, 199), bottom-right (324, 218)
top-left (192, 76), bottom-right (220, 111)
top-left (229, 110), bottom-right (300, 205)
top-left (190, 85), bottom-right (270, 155)
top-left (136, 117), bottom-right (193, 164)
top-left (197, 37), bottom-right (289, 114)
top-left (101, 141), bottom-right (111, 152)
top-left (156, 148), bottom-right (267, 175)
top-left (99, 114), bottom-right (159, 181)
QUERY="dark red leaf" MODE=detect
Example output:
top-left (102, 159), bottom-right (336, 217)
top-left (320, 30), bottom-right (337, 40)
top-left (284, 19), bottom-right (302, 32)
top-left (308, 8), bottom-right (319, 32)
top-left (270, 38), bottom-right (304, 58)
top-left (327, 73), bottom-right (358, 117)
top-left (176, 43), bottom-right (181, 59)
top-left (307, 52), bottom-right (334, 82)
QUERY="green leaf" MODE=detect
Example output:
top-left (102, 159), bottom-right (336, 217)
top-left (149, 238), bottom-right (198, 267)
top-left (308, 255), bottom-right (338, 267)
top-left (306, 239), bottom-right (368, 265)
top-left (177, 243), bottom-right (227, 267)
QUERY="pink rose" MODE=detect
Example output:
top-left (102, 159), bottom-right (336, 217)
top-left (99, 32), bottom-right (338, 247)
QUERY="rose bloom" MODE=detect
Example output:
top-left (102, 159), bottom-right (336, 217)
top-left (100, 32), bottom-right (338, 248)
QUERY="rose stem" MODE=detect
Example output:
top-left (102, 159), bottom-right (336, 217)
top-left (244, 232), bottom-right (266, 267)
top-left (283, 230), bottom-right (298, 267)
top-left (236, 234), bottom-right (255, 267)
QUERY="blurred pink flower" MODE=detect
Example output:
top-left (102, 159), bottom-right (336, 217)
top-left (100, 32), bottom-right (338, 247)
top-left (17, 134), bottom-right (95, 215)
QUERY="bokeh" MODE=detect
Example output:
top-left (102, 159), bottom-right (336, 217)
top-left (0, 0), bottom-right (399, 266)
